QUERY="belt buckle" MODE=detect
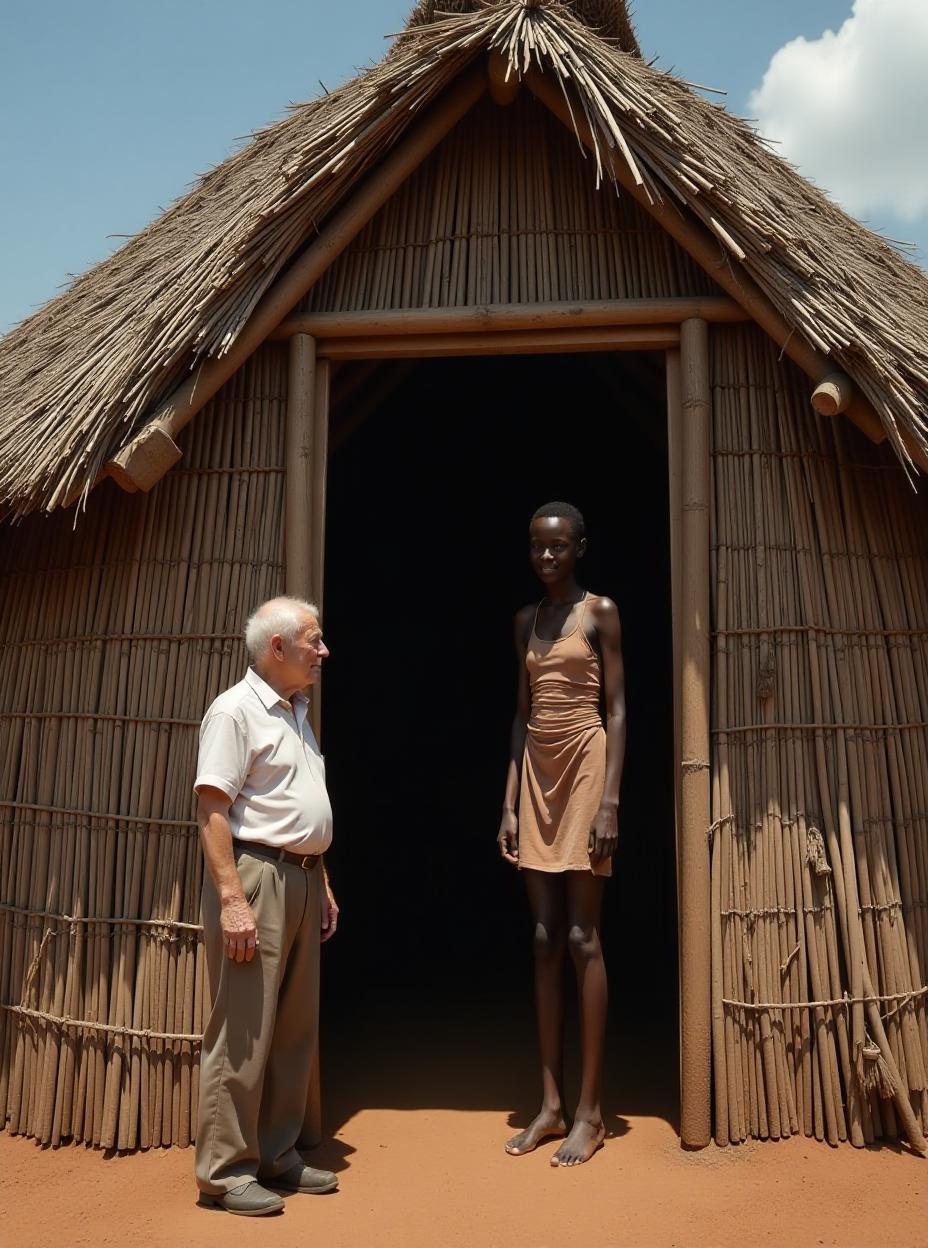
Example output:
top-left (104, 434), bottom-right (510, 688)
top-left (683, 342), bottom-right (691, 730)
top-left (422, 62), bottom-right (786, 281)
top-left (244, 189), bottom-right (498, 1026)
top-left (300, 854), bottom-right (313, 870)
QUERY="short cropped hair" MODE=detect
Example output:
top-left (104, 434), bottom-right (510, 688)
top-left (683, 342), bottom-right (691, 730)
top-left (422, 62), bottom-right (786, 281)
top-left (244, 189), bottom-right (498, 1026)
top-left (531, 501), bottom-right (586, 541)
top-left (244, 597), bottom-right (319, 662)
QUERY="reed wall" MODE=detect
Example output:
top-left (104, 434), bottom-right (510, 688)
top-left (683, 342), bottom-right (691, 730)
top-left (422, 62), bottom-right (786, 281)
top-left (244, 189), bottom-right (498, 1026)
top-left (710, 324), bottom-right (928, 1148)
top-left (303, 93), bottom-right (721, 313)
top-left (0, 344), bottom-right (288, 1148)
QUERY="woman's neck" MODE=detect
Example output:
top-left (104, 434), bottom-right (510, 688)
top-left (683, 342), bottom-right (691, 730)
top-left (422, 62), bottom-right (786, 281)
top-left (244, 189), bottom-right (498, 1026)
top-left (544, 579), bottom-right (584, 606)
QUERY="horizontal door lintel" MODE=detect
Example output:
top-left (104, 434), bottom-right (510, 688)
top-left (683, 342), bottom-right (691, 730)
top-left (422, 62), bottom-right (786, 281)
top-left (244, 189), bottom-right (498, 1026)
top-left (272, 297), bottom-right (745, 344)
top-left (311, 325), bottom-right (683, 360)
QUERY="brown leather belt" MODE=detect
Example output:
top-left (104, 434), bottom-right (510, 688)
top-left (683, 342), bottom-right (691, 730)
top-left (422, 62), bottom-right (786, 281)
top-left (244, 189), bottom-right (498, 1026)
top-left (234, 840), bottom-right (321, 871)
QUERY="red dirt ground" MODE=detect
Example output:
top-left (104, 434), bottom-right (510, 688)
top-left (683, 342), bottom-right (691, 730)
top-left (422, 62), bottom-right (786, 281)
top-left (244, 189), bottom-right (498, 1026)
top-left (4, 1105), bottom-right (926, 1248)
top-left (5, 998), bottom-right (926, 1246)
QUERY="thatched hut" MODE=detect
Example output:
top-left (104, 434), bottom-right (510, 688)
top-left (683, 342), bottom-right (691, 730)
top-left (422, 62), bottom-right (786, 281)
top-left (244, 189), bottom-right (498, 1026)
top-left (2, 0), bottom-right (928, 1157)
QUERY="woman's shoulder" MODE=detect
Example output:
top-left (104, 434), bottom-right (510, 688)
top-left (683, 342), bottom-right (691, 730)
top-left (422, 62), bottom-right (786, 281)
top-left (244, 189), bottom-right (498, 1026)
top-left (586, 595), bottom-right (621, 627)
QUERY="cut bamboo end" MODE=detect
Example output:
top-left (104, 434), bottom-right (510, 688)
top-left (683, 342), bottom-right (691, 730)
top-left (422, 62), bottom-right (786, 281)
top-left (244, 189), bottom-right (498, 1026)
top-left (811, 373), bottom-right (854, 418)
top-left (488, 50), bottom-right (520, 107)
top-left (106, 426), bottom-right (183, 493)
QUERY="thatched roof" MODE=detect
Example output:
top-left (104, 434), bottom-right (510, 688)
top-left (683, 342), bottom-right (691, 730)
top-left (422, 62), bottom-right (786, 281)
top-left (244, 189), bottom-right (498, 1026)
top-left (2, 0), bottom-right (928, 517)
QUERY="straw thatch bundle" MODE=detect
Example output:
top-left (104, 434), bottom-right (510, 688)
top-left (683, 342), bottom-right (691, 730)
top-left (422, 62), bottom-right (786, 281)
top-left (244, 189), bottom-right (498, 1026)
top-left (2, 1), bottom-right (928, 519)
top-left (405, 0), bottom-right (641, 55)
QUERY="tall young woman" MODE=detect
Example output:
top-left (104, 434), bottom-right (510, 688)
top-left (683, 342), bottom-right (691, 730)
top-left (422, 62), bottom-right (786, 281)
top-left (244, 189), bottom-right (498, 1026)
top-left (499, 501), bottom-right (626, 1167)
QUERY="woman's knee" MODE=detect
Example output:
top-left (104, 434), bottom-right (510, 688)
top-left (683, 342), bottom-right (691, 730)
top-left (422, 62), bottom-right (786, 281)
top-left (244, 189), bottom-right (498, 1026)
top-left (532, 920), bottom-right (565, 963)
top-left (566, 923), bottom-right (601, 963)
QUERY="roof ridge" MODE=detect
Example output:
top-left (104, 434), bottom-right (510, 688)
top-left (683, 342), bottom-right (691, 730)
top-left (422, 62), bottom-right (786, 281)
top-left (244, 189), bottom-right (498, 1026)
top-left (405, 0), bottom-right (641, 56)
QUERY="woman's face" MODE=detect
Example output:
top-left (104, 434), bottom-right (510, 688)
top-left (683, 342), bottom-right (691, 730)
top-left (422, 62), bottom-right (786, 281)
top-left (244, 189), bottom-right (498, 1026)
top-left (529, 516), bottom-right (585, 585)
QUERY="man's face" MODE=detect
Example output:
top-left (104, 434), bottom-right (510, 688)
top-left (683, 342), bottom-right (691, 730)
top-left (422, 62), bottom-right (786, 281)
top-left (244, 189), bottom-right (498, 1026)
top-left (270, 612), bottom-right (329, 691)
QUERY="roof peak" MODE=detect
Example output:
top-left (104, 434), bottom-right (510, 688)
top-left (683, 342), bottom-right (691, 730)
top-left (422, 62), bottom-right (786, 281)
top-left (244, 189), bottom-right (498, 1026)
top-left (405, 0), bottom-right (641, 56)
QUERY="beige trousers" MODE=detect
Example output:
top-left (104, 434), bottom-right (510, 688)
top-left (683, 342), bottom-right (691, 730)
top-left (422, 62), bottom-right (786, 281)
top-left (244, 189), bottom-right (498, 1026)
top-left (195, 849), bottom-right (321, 1195)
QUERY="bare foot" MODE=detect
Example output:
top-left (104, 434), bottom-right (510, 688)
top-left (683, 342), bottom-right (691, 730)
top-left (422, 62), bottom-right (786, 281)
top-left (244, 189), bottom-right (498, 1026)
top-left (550, 1118), bottom-right (605, 1167)
top-left (504, 1108), bottom-right (568, 1156)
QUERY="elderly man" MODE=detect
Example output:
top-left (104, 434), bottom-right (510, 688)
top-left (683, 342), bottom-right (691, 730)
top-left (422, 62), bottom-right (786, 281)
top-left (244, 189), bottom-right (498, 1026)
top-left (194, 596), bottom-right (339, 1216)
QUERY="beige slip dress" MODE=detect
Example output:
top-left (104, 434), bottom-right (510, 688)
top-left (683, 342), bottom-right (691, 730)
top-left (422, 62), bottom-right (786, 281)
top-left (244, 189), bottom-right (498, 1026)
top-left (518, 592), bottom-right (610, 877)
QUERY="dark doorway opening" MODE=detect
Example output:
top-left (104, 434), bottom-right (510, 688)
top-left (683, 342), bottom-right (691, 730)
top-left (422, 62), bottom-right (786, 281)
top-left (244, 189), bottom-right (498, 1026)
top-left (318, 351), bottom-right (677, 1139)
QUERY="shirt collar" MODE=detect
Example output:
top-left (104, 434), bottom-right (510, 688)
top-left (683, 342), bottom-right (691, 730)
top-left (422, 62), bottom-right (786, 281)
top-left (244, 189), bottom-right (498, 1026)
top-left (245, 666), bottom-right (309, 712)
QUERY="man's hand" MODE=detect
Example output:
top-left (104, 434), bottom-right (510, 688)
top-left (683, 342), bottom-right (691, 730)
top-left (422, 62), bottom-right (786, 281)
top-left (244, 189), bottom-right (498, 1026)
top-left (498, 810), bottom-right (519, 866)
top-left (589, 804), bottom-right (618, 866)
top-left (321, 876), bottom-right (339, 943)
top-left (220, 895), bottom-right (259, 963)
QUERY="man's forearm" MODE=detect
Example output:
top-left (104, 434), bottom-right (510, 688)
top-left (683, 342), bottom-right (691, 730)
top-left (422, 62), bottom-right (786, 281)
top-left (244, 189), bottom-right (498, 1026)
top-left (199, 808), bottom-right (244, 903)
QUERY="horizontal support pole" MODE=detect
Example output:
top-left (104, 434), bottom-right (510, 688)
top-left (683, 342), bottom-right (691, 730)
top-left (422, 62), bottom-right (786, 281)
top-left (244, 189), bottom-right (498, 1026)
top-left (273, 298), bottom-right (747, 340)
top-left (104, 65), bottom-right (488, 493)
top-left (488, 49), bottom-right (520, 106)
top-left (315, 326), bottom-right (681, 359)
top-left (525, 69), bottom-right (888, 449)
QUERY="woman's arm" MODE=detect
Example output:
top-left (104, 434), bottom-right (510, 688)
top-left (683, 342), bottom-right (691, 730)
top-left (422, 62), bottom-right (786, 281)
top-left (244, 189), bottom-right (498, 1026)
top-left (589, 598), bottom-right (626, 865)
top-left (498, 606), bottom-right (533, 866)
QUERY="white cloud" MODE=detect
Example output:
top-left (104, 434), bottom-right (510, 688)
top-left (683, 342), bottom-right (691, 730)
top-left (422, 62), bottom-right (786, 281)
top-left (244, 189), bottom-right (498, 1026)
top-left (748, 0), bottom-right (928, 223)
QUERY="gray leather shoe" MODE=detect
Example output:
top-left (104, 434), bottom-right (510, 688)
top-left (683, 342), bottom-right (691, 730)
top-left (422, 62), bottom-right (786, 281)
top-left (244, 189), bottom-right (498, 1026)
top-left (270, 1162), bottom-right (339, 1194)
top-left (199, 1181), bottom-right (285, 1216)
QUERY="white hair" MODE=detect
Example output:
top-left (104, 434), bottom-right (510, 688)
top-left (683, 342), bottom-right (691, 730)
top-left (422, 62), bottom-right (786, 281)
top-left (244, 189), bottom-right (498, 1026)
top-left (244, 596), bottom-right (319, 662)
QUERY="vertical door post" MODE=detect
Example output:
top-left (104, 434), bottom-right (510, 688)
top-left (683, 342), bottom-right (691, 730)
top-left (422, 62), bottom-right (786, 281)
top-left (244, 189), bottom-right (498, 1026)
top-left (678, 318), bottom-right (712, 1148)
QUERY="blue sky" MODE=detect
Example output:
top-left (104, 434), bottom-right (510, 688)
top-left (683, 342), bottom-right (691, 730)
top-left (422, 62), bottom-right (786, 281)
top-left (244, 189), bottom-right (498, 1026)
top-left (2, 1), bottom-right (925, 334)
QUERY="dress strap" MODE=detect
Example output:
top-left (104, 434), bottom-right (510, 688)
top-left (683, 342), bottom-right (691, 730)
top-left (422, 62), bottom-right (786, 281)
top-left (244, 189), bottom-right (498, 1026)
top-left (532, 593), bottom-right (591, 642)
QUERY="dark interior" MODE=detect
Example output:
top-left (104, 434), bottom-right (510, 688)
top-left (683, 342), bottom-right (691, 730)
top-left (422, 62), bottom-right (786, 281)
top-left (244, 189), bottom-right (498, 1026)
top-left (317, 351), bottom-right (678, 1135)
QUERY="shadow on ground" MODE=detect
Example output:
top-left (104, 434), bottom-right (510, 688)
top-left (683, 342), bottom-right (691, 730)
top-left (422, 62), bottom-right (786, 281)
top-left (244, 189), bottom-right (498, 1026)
top-left (310, 985), bottom-right (678, 1173)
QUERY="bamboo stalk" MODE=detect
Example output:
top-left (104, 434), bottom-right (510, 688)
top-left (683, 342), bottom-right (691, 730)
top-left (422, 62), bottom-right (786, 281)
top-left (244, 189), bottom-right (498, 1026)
top-left (275, 297), bottom-right (746, 339)
top-left (315, 326), bottom-right (681, 359)
top-left (679, 318), bottom-right (712, 1148)
top-left (286, 335), bottom-right (317, 600)
top-left (525, 69), bottom-right (888, 450)
top-left (106, 66), bottom-right (489, 493)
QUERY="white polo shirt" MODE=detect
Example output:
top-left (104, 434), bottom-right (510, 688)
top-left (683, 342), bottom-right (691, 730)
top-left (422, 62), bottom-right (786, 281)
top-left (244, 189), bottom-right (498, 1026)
top-left (194, 667), bottom-right (333, 856)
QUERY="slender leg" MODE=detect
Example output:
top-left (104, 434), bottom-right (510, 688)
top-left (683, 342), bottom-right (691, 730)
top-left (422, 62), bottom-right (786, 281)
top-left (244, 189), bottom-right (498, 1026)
top-left (552, 871), bottom-right (607, 1167)
top-left (505, 869), bottom-right (569, 1155)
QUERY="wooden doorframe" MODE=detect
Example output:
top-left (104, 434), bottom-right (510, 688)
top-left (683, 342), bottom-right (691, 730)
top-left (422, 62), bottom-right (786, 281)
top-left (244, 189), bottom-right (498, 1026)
top-left (284, 310), bottom-right (714, 1148)
top-left (284, 333), bottom-right (331, 744)
top-left (673, 320), bottom-right (712, 1149)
